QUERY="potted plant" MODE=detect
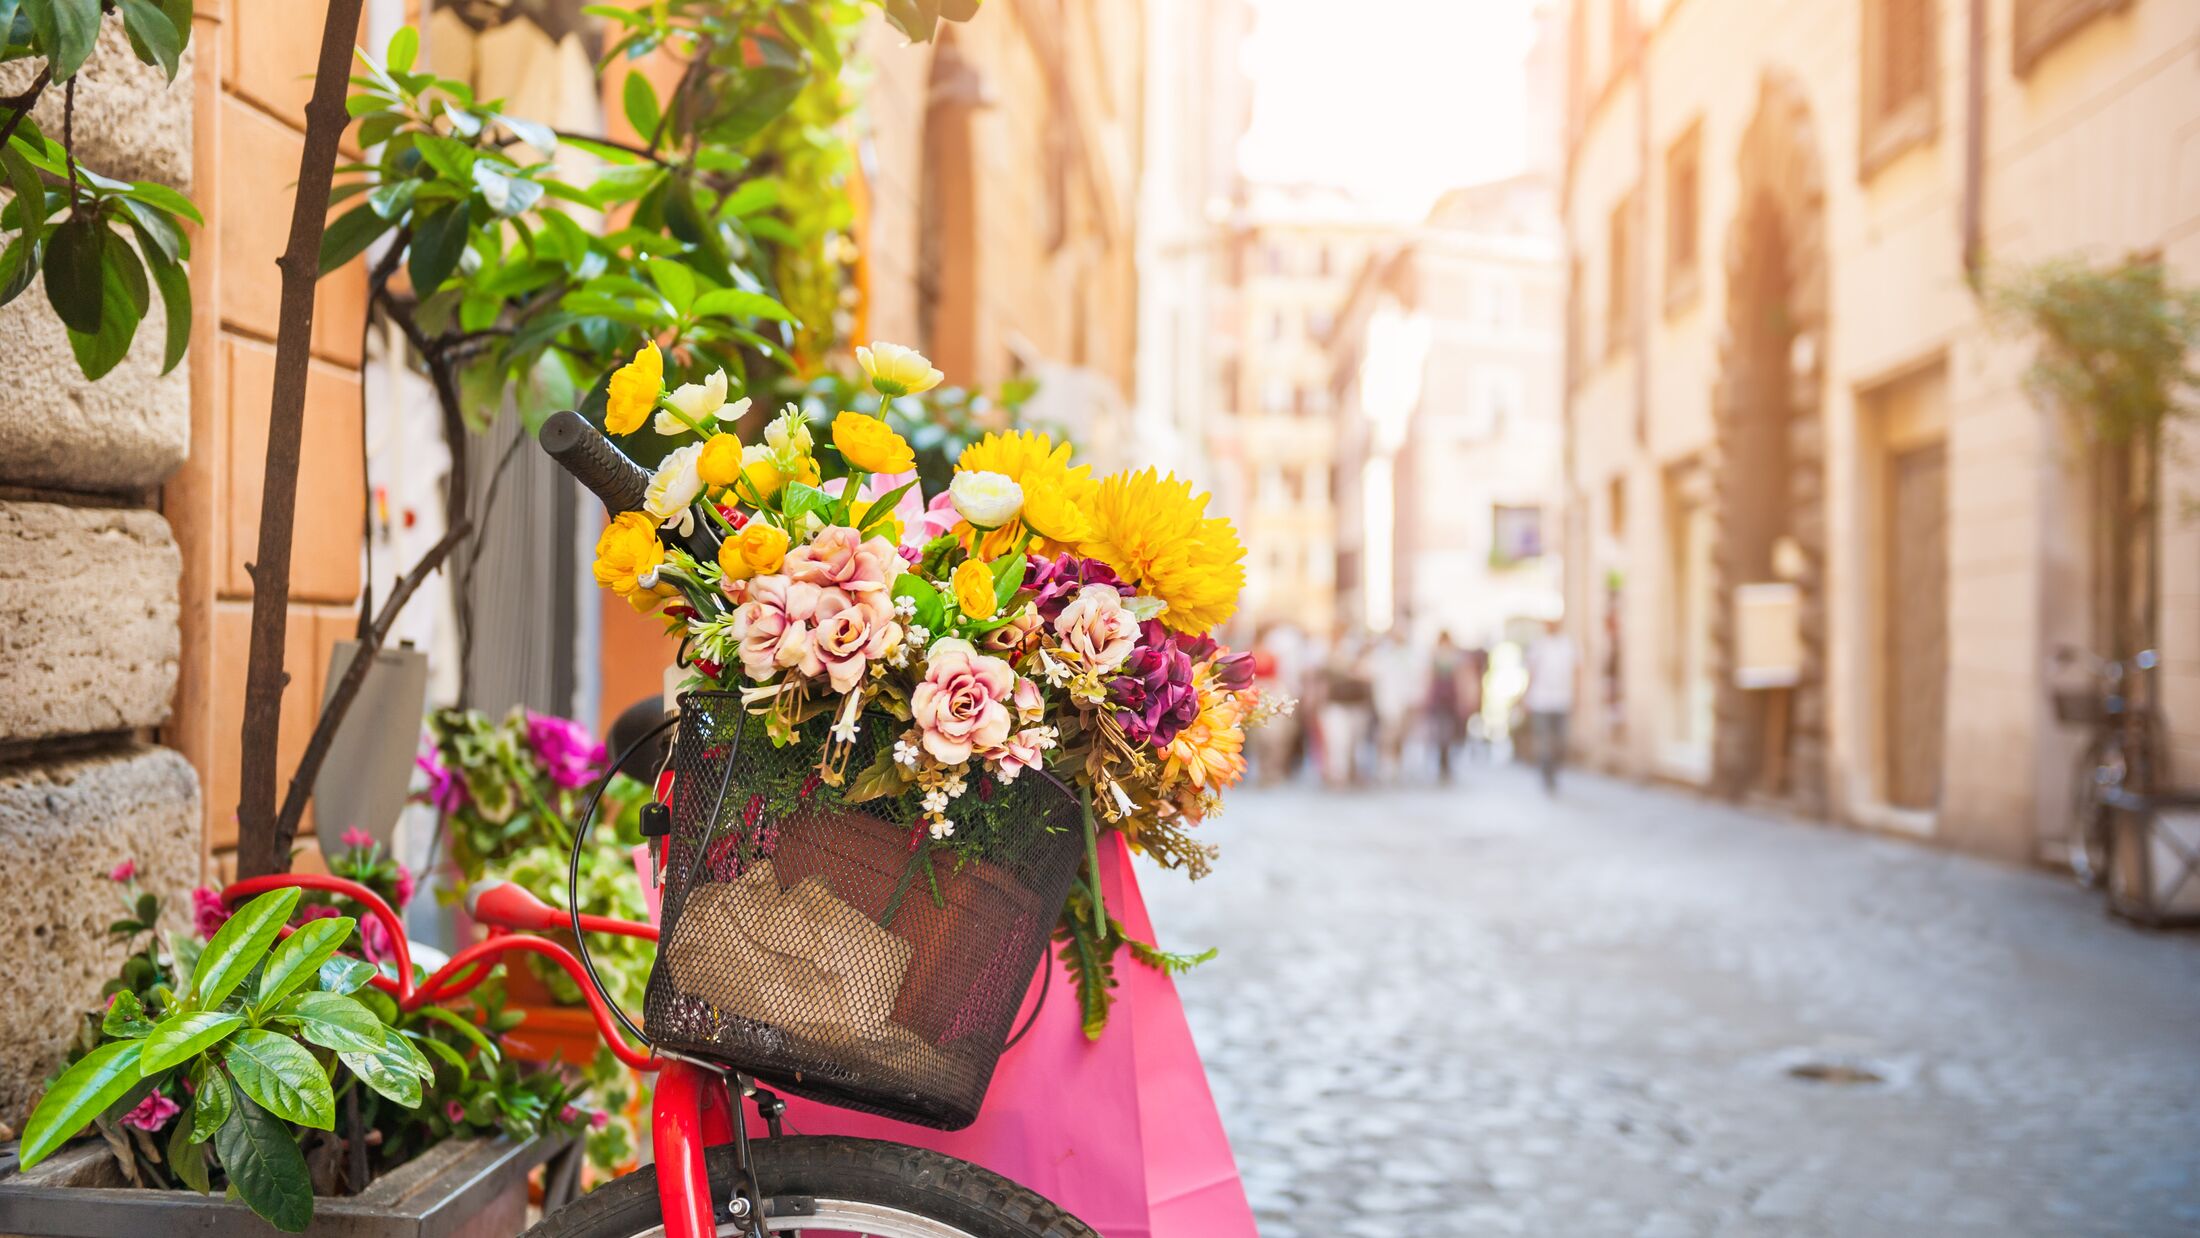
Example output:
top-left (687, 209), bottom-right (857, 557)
top-left (0, 869), bottom-right (598, 1234)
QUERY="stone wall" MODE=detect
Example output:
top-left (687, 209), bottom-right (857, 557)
top-left (0, 16), bottom-right (201, 1127)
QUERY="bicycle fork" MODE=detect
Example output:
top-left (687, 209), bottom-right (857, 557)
top-left (653, 1058), bottom-right (795, 1238)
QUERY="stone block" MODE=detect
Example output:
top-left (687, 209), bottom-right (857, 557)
top-left (0, 15), bottom-right (194, 191)
top-left (0, 502), bottom-right (180, 743)
top-left (0, 744), bottom-right (199, 1129)
top-left (0, 267), bottom-right (191, 495)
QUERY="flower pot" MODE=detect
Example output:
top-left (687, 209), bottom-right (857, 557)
top-left (643, 693), bottom-right (1087, 1130)
top-left (0, 1135), bottom-right (569, 1238)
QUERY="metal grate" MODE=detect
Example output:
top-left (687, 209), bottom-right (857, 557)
top-left (644, 692), bottom-right (1087, 1129)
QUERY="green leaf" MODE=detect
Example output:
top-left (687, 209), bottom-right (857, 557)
top-left (17, 1039), bottom-right (144, 1168)
top-left (191, 887), bottom-right (299, 1008)
top-left (408, 200), bottom-right (470, 294)
top-left (498, 113), bottom-right (557, 153)
top-left (256, 917), bottom-right (353, 1007)
top-left (403, 1029), bottom-right (471, 1078)
top-left (338, 1042), bottom-right (421, 1108)
top-left (780, 480), bottom-right (835, 526)
top-left (0, 235), bottom-right (37, 307)
top-left (385, 24), bottom-right (418, 73)
top-left (214, 1092), bottom-right (315, 1233)
top-left (318, 954), bottom-right (377, 995)
top-left (857, 479), bottom-right (919, 536)
top-left (166, 1104), bottom-right (211, 1194)
top-left (118, 0), bottom-right (182, 80)
top-left (221, 1029), bottom-right (335, 1130)
top-left (147, 243), bottom-right (189, 374)
top-left (412, 1004), bottom-right (501, 1064)
top-left (891, 573), bottom-right (948, 633)
top-left (101, 990), bottom-right (157, 1039)
top-left (27, 0), bottom-right (102, 81)
top-left (63, 229), bottom-right (147, 381)
top-left (3, 146), bottom-right (47, 257)
top-left (141, 1010), bottom-right (246, 1073)
top-left (318, 204), bottom-right (393, 277)
top-left (991, 551), bottom-right (1027, 611)
top-left (413, 133), bottom-right (477, 181)
top-left (646, 256), bottom-right (696, 315)
top-left (188, 1058), bottom-right (229, 1143)
top-left (280, 990), bottom-right (384, 1054)
top-left (621, 70), bottom-right (661, 142)
top-left (842, 745), bottom-right (907, 805)
top-left (702, 67), bottom-right (806, 146)
top-left (42, 213), bottom-right (104, 334)
top-left (1125, 935), bottom-right (1216, 975)
top-left (779, 4), bottom-right (841, 76)
top-left (1054, 909), bottom-right (1118, 1042)
top-left (691, 287), bottom-right (794, 323)
top-left (119, 179), bottom-right (203, 225)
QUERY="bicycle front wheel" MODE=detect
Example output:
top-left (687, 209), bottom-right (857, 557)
top-left (524, 1136), bottom-right (1096, 1238)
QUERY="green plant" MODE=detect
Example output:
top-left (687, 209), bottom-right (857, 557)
top-left (0, 0), bottom-right (201, 379)
top-left (1994, 254), bottom-right (2200, 445)
top-left (20, 888), bottom-right (428, 1231)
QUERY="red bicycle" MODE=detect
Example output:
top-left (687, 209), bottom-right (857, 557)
top-left (221, 859), bottom-right (1090, 1238)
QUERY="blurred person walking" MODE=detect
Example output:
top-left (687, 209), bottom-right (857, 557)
top-left (1428, 632), bottom-right (1475, 782)
top-left (1367, 629), bottom-right (1424, 780)
top-left (1523, 619), bottom-right (1578, 794)
top-left (1317, 634), bottom-right (1373, 786)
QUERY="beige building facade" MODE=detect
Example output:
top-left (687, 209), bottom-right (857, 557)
top-left (1561, 0), bottom-right (2200, 863)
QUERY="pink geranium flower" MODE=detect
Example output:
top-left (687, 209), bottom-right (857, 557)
top-left (394, 865), bottom-right (417, 907)
top-left (341, 827), bottom-right (375, 851)
top-left (191, 887), bottom-right (231, 940)
top-left (108, 859), bottom-right (137, 883)
top-left (910, 638), bottom-right (1016, 764)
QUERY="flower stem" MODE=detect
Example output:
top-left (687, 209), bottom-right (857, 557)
top-left (1080, 787), bottom-right (1105, 935)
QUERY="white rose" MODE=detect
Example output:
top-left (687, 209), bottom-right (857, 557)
top-left (653, 372), bottom-right (739, 435)
top-left (644, 442), bottom-right (707, 534)
top-left (950, 470), bottom-right (1024, 529)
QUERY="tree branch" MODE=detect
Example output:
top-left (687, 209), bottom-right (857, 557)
top-left (0, 66), bottom-right (53, 150)
top-left (235, 0), bottom-right (371, 878)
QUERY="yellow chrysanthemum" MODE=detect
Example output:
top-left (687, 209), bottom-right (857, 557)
top-left (604, 342), bottom-right (663, 435)
top-left (1079, 469), bottom-right (1245, 634)
top-left (958, 431), bottom-right (1095, 498)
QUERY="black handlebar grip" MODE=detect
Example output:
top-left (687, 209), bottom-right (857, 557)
top-left (540, 409), bottom-right (650, 515)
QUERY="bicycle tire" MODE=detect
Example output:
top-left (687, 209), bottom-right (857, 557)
top-left (523, 1136), bottom-right (1097, 1238)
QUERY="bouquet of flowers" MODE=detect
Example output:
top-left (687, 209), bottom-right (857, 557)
top-left (589, 340), bottom-right (1275, 1033)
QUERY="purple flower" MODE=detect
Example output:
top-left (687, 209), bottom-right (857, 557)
top-left (120, 1092), bottom-right (180, 1132)
top-left (415, 750), bottom-right (465, 813)
top-left (1028, 553), bottom-right (1129, 621)
top-left (1110, 642), bottom-right (1201, 747)
top-left (525, 712), bottom-right (607, 790)
top-left (1209, 649), bottom-right (1256, 694)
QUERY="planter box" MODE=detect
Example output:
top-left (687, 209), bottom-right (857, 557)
top-left (0, 1134), bottom-right (570, 1238)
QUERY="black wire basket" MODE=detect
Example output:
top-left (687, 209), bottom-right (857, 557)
top-left (644, 691), bottom-right (1087, 1129)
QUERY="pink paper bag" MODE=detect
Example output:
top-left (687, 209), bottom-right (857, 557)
top-left (633, 835), bottom-right (1255, 1237)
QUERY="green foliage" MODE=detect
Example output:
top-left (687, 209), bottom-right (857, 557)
top-left (1, 2), bottom-right (200, 379)
top-left (1052, 883), bottom-right (1215, 1042)
top-left (1994, 254), bottom-right (2200, 445)
top-left (792, 370), bottom-right (1045, 493)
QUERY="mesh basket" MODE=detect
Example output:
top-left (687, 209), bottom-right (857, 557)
top-left (644, 692), bottom-right (1087, 1129)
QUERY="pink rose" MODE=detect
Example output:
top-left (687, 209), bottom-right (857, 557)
top-left (732, 574), bottom-right (823, 681)
top-left (120, 1091), bottom-right (180, 1133)
top-left (982, 606), bottom-right (1042, 655)
top-left (1012, 676), bottom-right (1044, 724)
top-left (108, 858), bottom-right (137, 883)
top-left (810, 589), bottom-right (899, 693)
top-left (910, 638), bottom-right (1016, 763)
top-left (1053, 583), bottom-right (1141, 673)
top-left (783, 527), bottom-right (902, 598)
top-left (984, 727), bottom-right (1056, 782)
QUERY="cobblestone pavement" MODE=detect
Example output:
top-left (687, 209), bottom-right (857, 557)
top-left (1140, 766), bottom-right (2200, 1237)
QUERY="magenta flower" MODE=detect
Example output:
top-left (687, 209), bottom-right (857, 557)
top-left (415, 750), bottom-right (466, 812)
top-left (295, 904), bottom-right (340, 923)
top-left (1028, 553), bottom-right (1129, 621)
top-left (394, 865), bottom-right (417, 907)
top-left (108, 858), bottom-right (137, 883)
top-left (446, 1100), bottom-right (467, 1124)
top-left (525, 712), bottom-right (607, 791)
top-left (191, 887), bottom-right (231, 941)
top-left (1110, 643), bottom-right (1201, 748)
top-left (340, 826), bottom-right (375, 851)
top-left (358, 915), bottom-right (395, 965)
top-left (1209, 649), bottom-right (1257, 694)
top-left (120, 1091), bottom-right (180, 1132)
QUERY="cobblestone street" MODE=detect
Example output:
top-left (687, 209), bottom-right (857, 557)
top-left (1141, 767), bottom-right (2200, 1237)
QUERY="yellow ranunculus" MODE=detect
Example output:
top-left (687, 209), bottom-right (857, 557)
top-left (855, 341), bottom-right (945, 397)
top-left (718, 521), bottom-right (790, 582)
top-left (604, 342), bottom-right (663, 436)
top-left (696, 432), bottom-right (746, 488)
top-left (832, 411), bottom-right (916, 474)
top-left (593, 512), bottom-right (664, 600)
top-left (733, 444), bottom-right (784, 504)
top-left (951, 557), bottom-right (997, 620)
top-left (1019, 475), bottom-right (1089, 543)
top-left (791, 455), bottom-right (822, 487)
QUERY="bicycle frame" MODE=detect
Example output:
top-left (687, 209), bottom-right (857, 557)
top-left (220, 873), bottom-right (741, 1238)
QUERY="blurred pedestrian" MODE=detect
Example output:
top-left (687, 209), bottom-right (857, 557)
top-left (1522, 618), bottom-right (1577, 794)
top-left (1429, 632), bottom-right (1467, 782)
top-left (1248, 622), bottom-right (1305, 784)
top-left (1367, 628), bottom-right (1423, 780)
top-left (1317, 634), bottom-right (1372, 786)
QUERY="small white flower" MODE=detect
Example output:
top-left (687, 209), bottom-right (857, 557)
top-left (893, 739), bottom-right (920, 767)
top-left (893, 594), bottom-right (918, 619)
top-left (644, 442), bottom-right (707, 535)
top-left (944, 775), bottom-right (968, 798)
top-left (654, 372), bottom-right (737, 435)
top-left (764, 405), bottom-right (813, 456)
top-left (921, 789), bottom-right (950, 814)
top-left (906, 624), bottom-right (931, 647)
top-left (928, 817), bottom-right (956, 840)
top-left (830, 695), bottom-right (862, 745)
top-left (949, 470), bottom-right (1024, 529)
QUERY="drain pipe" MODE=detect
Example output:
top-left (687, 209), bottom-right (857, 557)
top-left (1961, 0), bottom-right (1987, 286)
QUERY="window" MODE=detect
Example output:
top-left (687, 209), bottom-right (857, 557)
top-left (1605, 189), bottom-right (1637, 360)
top-left (1664, 122), bottom-right (1701, 312)
top-left (1467, 366), bottom-right (1524, 438)
top-left (1860, 0), bottom-right (1937, 177)
top-left (1492, 504), bottom-right (1545, 566)
top-left (2013, 0), bottom-right (2131, 76)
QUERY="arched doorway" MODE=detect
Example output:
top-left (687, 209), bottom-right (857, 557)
top-left (1707, 71), bottom-right (1829, 810)
top-left (916, 33), bottom-right (982, 381)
